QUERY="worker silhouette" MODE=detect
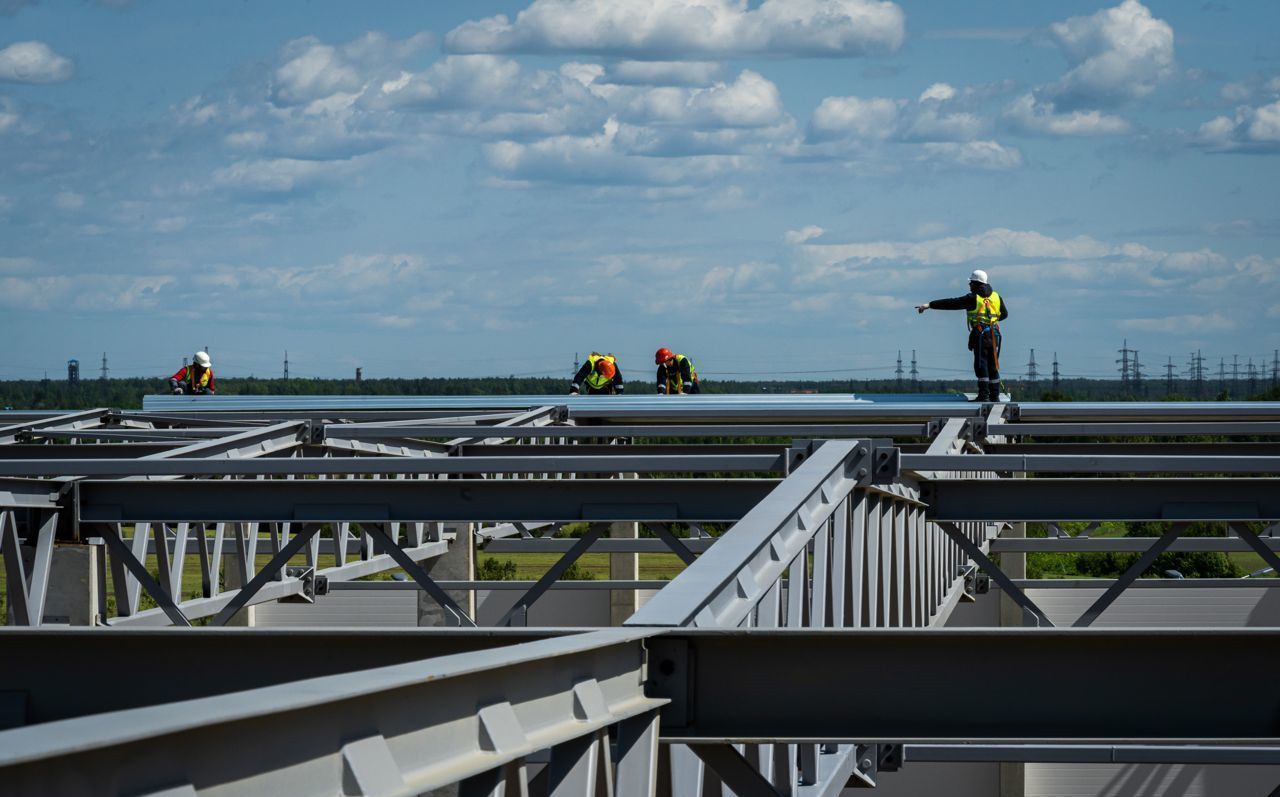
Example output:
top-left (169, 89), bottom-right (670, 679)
top-left (916, 270), bottom-right (1008, 402)
top-left (570, 353), bottom-right (624, 395)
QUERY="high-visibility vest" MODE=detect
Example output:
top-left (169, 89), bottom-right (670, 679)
top-left (966, 291), bottom-right (1002, 331)
top-left (185, 366), bottom-right (213, 390)
top-left (584, 354), bottom-right (617, 391)
top-left (662, 354), bottom-right (698, 393)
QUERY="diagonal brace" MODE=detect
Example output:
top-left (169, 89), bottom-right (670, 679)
top-left (362, 523), bottom-right (477, 627)
top-left (1072, 522), bottom-right (1188, 628)
top-left (1230, 522), bottom-right (1280, 576)
top-left (211, 524), bottom-right (320, 626)
top-left (497, 523), bottom-right (607, 627)
top-left (96, 524), bottom-right (192, 627)
top-left (688, 744), bottom-right (782, 797)
top-left (644, 522), bottom-right (698, 566)
top-left (937, 521), bottom-right (1054, 627)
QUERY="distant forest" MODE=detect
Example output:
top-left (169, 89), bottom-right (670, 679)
top-left (1, 375), bottom-right (1277, 411)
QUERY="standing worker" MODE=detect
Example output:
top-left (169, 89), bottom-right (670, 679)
top-left (915, 270), bottom-right (1009, 401)
top-left (570, 352), bottom-right (624, 395)
top-left (169, 351), bottom-right (216, 395)
top-left (654, 347), bottom-right (700, 395)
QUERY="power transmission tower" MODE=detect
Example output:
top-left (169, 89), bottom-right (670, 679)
top-left (283, 351), bottom-right (290, 380)
top-left (910, 350), bottom-right (918, 390)
top-left (355, 367), bottom-right (363, 384)
top-left (574, 352), bottom-right (580, 374)
top-left (1248, 358), bottom-right (1258, 395)
top-left (1116, 339), bottom-right (1135, 392)
top-left (1232, 354), bottom-right (1240, 393)
top-left (1164, 356), bottom-right (1176, 396)
top-left (1188, 350), bottom-right (1206, 397)
top-left (1273, 349), bottom-right (1279, 389)
top-left (1026, 349), bottom-right (1039, 385)
top-left (1052, 352), bottom-right (1061, 391)
top-left (895, 350), bottom-right (904, 390)
top-left (1218, 358), bottom-right (1226, 395)
top-left (100, 352), bottom-right (109, 381)
top-left (67, 359), bottom-right (79, 387)
top-left (1131, 349), bottom-right (1143, 395)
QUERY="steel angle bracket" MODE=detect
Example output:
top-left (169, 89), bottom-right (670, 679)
top-left (644, 636), bottom-right (692, 730)
top-left (279, 566), bottom-right (316, 604)
top-left (786, 439), bottom-right (824, 473)
top-left (870, 439), bottom-right (900, 484)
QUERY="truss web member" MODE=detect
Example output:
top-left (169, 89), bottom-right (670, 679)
top-left (570, 352), bottom-right (624, 395)
top-left (915, 269), bottom-right (1009, 402)
top-left (168, 351), bottom-right (216, 395)
top-left (654, 347), bottom-right (700, 395)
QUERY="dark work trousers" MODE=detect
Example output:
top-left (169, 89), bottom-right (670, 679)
top-left (971, 325), bottom-right (1002, 384)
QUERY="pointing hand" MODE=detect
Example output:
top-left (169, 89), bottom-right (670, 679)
top-left (915, 304), bottom-right (929, 314)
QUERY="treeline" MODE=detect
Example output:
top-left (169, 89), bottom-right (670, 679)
top-left (0, 376), bottom-right (1276, 412)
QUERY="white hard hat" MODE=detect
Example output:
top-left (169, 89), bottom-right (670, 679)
top-left (193, 351), bottom-right (211, 367)
top-left (969, 269), bottom-right (989, 285)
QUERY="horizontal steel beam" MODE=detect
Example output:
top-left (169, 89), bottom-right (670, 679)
top-left (986, 442), bottom-right (1280, 456)
top-left (0, 453), bottom-right (786, 477)
top-left (0, 629), bottom-right (665, 796)
top-left (989, 422), bottom-right (1280, 437)
top-left (922, 479), bottom-right (1280, 521)
top-left (905, 454), bottom-right (1280, 474)
top-left (483, 538), bottom-right (715, 554)
top-left (330, 423), bottom-right (934, 440)
top-left (74, 478), bottom-right (777, 524)
top-left (649, 628), bottom-right (1280, 742)
top-left (906, 744), bottom-right (1280, 765)
top-left (991, 537), bottom-right (1280, 553)
top-left (0, 443), bottom-right (182, 459)
top-left (1013, 401), bottom-right (1280, 422)
top-left (0, 409), bottom-right (110, 445)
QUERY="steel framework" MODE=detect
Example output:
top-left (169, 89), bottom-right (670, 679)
top-left (0, 394), bottom-right (1278, 796)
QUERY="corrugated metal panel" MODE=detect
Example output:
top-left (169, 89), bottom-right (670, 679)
top-left (255, 592), bottom-right (418, 627)
top-left (1026, 763), bottom-right (1280, 797)
top-left (1027, 588), bottom-right (1280, 628)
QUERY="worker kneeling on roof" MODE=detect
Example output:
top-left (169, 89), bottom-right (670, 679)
top-left (570, 352), bottom-right (624, 395)
top-left (169, 351), bottom-right (216, 395)
top-left (654, 347), bottom-right (700, 395)
top-left (915, 269), bottom-right (1009, 402)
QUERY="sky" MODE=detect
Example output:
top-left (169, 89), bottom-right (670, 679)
top-left (0, 0), bottom-right (1278, 383)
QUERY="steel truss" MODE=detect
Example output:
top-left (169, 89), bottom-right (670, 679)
top-left (0, 395), bottom-right (1278, 795)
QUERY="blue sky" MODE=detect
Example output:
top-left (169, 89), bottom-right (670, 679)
top-left (0, 0), bottom-right (1277, 383)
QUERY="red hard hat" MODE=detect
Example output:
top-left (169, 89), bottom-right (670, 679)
top-left (595, 359), bottom-right (617, 379)
top-left (655, 347), bottom-right (674, 365)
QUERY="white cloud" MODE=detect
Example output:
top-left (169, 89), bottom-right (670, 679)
top-left (1004, 93), bottom-right (1131, 137)
top-left (53, 190), bottom-right (84, 210)
top-left (483, 117), bottom-right (741, 185)
top-left (604, 61), bottom-right (722, 86)
top-left (1197, 100), bottom-right (1280, 152)
top-left (154, 216), bottom-right (189, 234)
top-left (809, 96), bottom-right (900, 140)
top-left (785, 225), bottom-right (824, 244)
top-left (919, 83), bottom-right (956, 103)
top-left (211, 157), bottom-right (356, 194)
top-left (445, 0), bottom-right (906, 59)
top-left (0, 103), bottom-right (17, 133)
top-left (1119, 313), bottom-right (1235, 333)
top-left (0, 41), bottom-right (74, 84)
top-left (919, 140), bottom-right (1021, 170)
top-left (271, 32), bottom-right (432, 107)
top-left (620, 69), bottom-right (784, 128)
top-left (1046, 0), bottom-right (1174, 108)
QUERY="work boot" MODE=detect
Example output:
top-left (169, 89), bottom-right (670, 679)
top-left (970, 382), bottom-right (987, 402)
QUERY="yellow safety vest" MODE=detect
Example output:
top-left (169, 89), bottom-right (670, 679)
top-left (186, 366), bottom-right (212, 390)
top-left (966, 291), bottom-right (1002, 331)
top-left (662, 354), bottom-right (698, 393)
top-left (584, 353), bottom-right (617, 391)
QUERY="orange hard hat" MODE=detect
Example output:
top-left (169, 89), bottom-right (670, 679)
top-left (655, 347), bottom-right (674, 365)
top-left (594, 359), bottom-right (617, 379)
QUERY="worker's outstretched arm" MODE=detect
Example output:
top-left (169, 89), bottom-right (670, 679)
top-left (916, 294), bottom-right (975, 314)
